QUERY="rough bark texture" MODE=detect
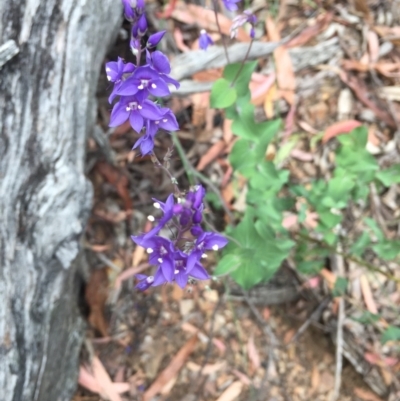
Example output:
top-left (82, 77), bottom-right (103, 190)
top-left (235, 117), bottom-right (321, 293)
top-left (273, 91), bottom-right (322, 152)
top-left (0, 1), bottom-right (121, 400)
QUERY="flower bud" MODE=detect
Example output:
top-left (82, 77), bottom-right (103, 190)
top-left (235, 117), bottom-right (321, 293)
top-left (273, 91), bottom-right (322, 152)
top-left (147, 30), bottom-right (166, 48)
top-left (191, 225), bottom-right (203, 237)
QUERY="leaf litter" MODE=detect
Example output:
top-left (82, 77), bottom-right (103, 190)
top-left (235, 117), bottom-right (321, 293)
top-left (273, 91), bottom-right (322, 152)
top-left (75, 1), bottom-right (400, 401)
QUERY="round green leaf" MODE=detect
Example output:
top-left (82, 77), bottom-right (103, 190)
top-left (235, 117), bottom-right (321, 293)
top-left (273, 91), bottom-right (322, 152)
top-left (210, 78), bottom-right (237, 108)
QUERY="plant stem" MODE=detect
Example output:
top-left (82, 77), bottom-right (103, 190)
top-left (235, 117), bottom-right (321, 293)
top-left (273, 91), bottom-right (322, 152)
top-left (172, 133), bottom-right (235, 224)
top-left (231, 39), bottom-right (253, 87)
top-left (151, 152), bottom-right (181, 195)
top-left (212, 0), bottom-right (230, 64)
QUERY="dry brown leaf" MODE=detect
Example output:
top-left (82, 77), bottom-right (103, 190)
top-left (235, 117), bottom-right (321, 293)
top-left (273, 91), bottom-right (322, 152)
top-left (285, 12), bottom-right (333, 48)
top-left (143, 336), bottom-right (198, 401)
top-left (215, 381), bottom-right (243, 401)
top-left (114, 263), bottom-right (150, 290)
top-left (283, 101), bottom-right (296, 140)
top-left (85, 268), bottom-right (109, 337)
top-left (322, 120), bottom-right (362, 143)
top-left (368, 30), bottom-right (380, 63)
top-left (196, 140), bottom-right (226, 171)
top-left (360, 275), bottom-right (378, 314)
top-left (173, 28), bottom-right (191, 52)
top-left (354, 387), bottom-right (384, 401)
top-left (339, 71), bottom-right (396, 128)
top-left (250, 73), bottom-right (276, 106)
top-left (92, 356), bottom-right (124, 401)
top-left (247, 336), bottom-right (261, 371)
top-left (310, 364), bottom-right (320, 395)
top-left (232, 369), bottom-right (252, 385)
top-left (265, 17), bottom-right (295, 105)
top-left (320, 268), bottom-right (336, 289)
top-left (223, 118), bottom-right (233, 144)
top-left (96, 162), bottom-right (132, 211)
top-left (263, 83), bottom-right (277, 118)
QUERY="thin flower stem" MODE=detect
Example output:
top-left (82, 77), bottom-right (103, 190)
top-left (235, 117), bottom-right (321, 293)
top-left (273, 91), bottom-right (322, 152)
top-left (231, 39), bottom-right (253, 87)
top-left (151, 152), bottom-right (181, 195)
top-left (172, 133), bottom-right (235, 224)
top-left (212, 0), bottom-right (230, 64)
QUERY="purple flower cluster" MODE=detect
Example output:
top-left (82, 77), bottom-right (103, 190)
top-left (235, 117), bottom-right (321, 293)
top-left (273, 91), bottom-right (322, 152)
top-left (106, 0), bottom-right (180, 155)
top-left (131, 185), bottom-right (228, 290)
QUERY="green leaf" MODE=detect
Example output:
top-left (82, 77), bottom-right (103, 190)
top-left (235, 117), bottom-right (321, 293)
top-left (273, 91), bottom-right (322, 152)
top-left (332, 277), bottom-right (348, 297)
top-left (214, 252), bottom-right (242, 276)
top-left (381, 325), bottom-right (400, 344)
top-left (373, 239), bottom-right (400, 260)
top-left (337, 126), bottom-right (368, 148)
top-left (223, 61), bottom-right (257, 96)
top-left (376, 165), bottom-right (400, 186)
top-left (210, 78), bottom-right (237, 108)
top-left (218, 211), bottom-right (291, 289)
top-left (351, 311), bottom-right (380, 324)
top-left (350, 232), bottom-right (371, 257)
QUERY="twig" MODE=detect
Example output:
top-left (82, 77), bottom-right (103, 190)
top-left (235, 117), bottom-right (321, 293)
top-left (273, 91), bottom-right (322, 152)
top-left (194, 295), bottom-right (223, 401)
top-left (289, 296), bottom-right (331, 343)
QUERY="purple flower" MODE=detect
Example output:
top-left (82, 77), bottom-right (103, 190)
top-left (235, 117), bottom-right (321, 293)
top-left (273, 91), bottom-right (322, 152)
top-left (105, 58), bottom-right (135, 103)
top-left (222, 0), bottom-right (241, 11)
top-left (147, 31), bottom-right (166, 48)
top-left (109, 96), bottom-right (164, 133)
top-left (199, 30), bottom-right (214, 50)
top-left (173, 251), bottom-right (210, 288)
top-left (187, 232), bottom-right (228, 272)
top-left (231, 10), bottom-right (257, 39)
top-left (122, 0), bottom-right (136, 20)
top-left (146, 50), bottom-right (180, 90)
top-left (116, 65), bottom-right (171, 102)
top-left (131, 235), bottom-right (176, 280)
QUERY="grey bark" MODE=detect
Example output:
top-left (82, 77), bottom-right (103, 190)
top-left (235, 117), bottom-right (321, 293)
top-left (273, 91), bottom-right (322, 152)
top-left (0, 1), bottom-right (121, 400)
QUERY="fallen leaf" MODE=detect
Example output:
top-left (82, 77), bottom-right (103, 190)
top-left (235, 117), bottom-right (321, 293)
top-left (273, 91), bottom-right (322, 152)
top-left (187, 361), bottom-right (226, 375)
top-left (379, 86), bottom-right (400, 101)
top-left (247, 336), bottom-right (261, 371)
top-left (354, 0), bottom-right (370, 20)
top-left (322, 120), bottom-right (362, 143)
top-left (263, 83), bottom-right (277, 118)
top-left (368, 30), bottom-right (380, 63)
top-left (85, 268), bottom-right (109, 337)
top-left (215, 381), bottom-right (243, 401)
top-left (232, 369), bottom-right (252, 385)
top-left (92, 356), bottom-right (124, 401)
top-left (96, 162), bottom-right (132, 211)
top-left (266, 17), bottom-right (296, 105)
top-left (143, 336), bottom-right (198, 401)
top-left (310, 364), bottom-right (320, 396)
top-left (283, 101), bottom-right (296, 140)
top-left (354, 387), bottom-right (384, 401)
top-left (156, 0), bottom-right (178, 18)
top-left (173, 28), bottom-right (191, 52)
top-left (196, 140), bottom-right (226, 171)
top-left (114, 263), bottom-right (150, 290)
top-left (339, 71), bottom-right (396, 128)
top-left (250, 73), bottom-right (276, 106)
top-left (285, 13), bottom-right (333, 48)
top-left (290, 149), bottom-right (314, 162)
top-left (360, 275), bottom-right (378, 314)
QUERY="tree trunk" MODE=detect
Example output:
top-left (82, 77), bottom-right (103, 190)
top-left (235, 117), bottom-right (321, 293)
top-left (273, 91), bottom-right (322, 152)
top-left (0, 1), bottom-right (121, 400)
